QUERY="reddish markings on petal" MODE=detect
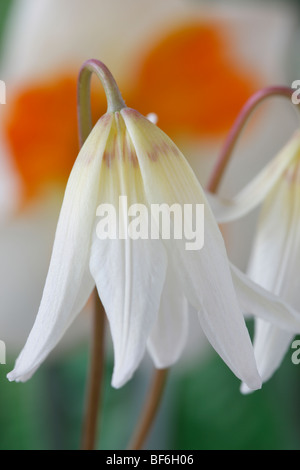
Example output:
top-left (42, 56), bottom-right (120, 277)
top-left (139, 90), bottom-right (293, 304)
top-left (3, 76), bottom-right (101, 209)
top-left (147, 142), bottom-right (165, 162)
top-left (122, 108), bottom-right (182, 162)
top-left (127, 147), bottom-right (139, 167)
top-left (4, 74), bottom-right (106, 202)
top-left (161, 139), bottom-right (181, 158)
top-left (147, 148), bottom-right (159, 162)
top-left (121, 108), bottom-right (141, 120)
top-left (124, 133), bottom-right (139, 167)
top-left (103, 112), bottom-right (140, 168)
top-left (102, 150), bottom-right (112, 167)
top-left (99, 113), bottom-right (113, 127)
top-left (129, 22), bottom-right (259, 139)
top-left (147, 140), bottom-right (180, 162)
top-left (82, 115), bottom-right (113, 166)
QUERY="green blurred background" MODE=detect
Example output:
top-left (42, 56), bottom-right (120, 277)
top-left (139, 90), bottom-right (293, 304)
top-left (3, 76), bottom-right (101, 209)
top-left (1, 0), bottom-right (300, 450)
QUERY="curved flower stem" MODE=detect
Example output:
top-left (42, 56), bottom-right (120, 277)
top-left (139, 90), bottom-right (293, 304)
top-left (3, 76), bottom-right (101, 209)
top-left (77, 59), bottom-right (126, 146)
top-left (127, 369), bottom-right (169, 450)
top-left (207, 86), bottom-right (295, 193)
top-left (77, 59), bottom-right (124, 450)
top-left (81, 292), bottom-right (106, 450)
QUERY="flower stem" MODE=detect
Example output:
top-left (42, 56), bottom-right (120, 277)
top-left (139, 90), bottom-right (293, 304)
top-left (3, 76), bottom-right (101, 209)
top-left (127, 368), bottom-right (169, 450)
top-left (81, 292), bottom-right (105, 450)
top-left (207, 86), bottom-right (294, 193)
top-left (77, 59), bottom-right (126, 146)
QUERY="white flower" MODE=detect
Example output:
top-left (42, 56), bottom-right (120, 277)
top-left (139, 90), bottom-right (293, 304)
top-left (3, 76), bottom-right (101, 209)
top-left (208, 130), bottom-right (300, 392)
top-left (8, 68), bottom-right (300, 390)
top-left (0, 0), bottom-right (296, 357)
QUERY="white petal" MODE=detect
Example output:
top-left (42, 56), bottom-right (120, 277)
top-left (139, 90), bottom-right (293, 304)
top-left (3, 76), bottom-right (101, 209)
top-left (241, 319), bottom-right (294, 394)
top-left (91, 236), bottom-right (167, 388)
top-left (7, 115), bottom-right (113, 382)
top-left (240, 152), bottom-right (300, 391)
top-left (247, 158), bottom-right (300, 303)
top-left (122, 108), bottom-right (261, 390)
top-left (230, 264), bottom-right (300, 332)
top-left (206, 130), bottom-right (300, 223)
top-left (147, 261), bottom-right (189, 369)
top-left (89, 125), bottom-right (167, 388)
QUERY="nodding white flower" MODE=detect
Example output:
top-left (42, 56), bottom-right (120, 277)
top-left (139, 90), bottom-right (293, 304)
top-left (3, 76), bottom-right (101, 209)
top-left (208, 130), bottom-right (300, 392)
top-left (7, 63), bottom-right (300, 390)
top-left (0, 0), bottom-right (296, 357)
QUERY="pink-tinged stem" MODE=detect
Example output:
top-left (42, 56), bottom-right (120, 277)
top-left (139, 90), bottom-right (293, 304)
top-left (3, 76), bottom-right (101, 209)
top-left (127, 369), bottom-right (169, 450)
top-left (77, 59), bottom-right (126, 146)
top-left (207, 86), bottom-right (294, 193)
top-left (81, 294), bottom-right (106, 450)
